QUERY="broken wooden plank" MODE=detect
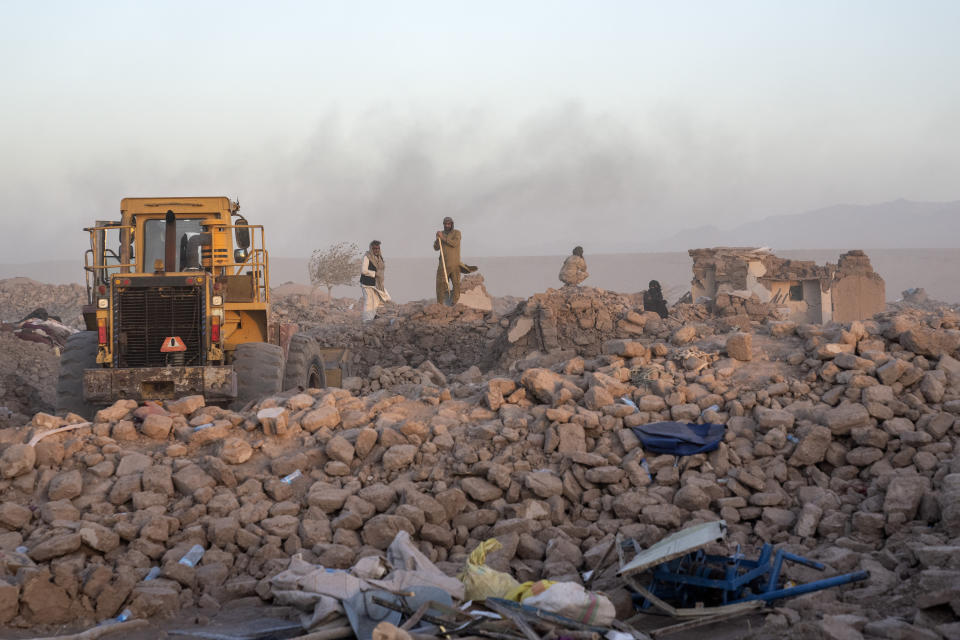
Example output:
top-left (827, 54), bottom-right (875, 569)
top-left (625, 576), bottom-right (762, 619)
top-left (647, 608), bottom-right (761, 638)
top-left (400, 601), bottom-right (433, 631)
top-left (583, 538), bottom-right (617, 590)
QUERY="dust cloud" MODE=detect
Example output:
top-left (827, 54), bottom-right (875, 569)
top-left (1, 103), bottom-right (958, 264)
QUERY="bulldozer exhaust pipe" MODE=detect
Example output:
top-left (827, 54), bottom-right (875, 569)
top-left (164, 210), bottom-right (176, 273)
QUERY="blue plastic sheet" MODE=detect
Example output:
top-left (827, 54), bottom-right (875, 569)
top-left (631, 421), bottom-right (726, 456)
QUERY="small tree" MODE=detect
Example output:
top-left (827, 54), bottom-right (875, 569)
top-left (308, 242), bottom-right (362, 299)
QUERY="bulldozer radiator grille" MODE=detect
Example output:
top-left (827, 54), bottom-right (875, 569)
top-left (115, 286), bottom-right (204, 367)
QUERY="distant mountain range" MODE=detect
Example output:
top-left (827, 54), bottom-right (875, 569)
top-left (651, 199), bottom-right (960, 251)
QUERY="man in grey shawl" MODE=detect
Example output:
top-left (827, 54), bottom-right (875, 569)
top-left (360, 240), bottom-right (390, 322)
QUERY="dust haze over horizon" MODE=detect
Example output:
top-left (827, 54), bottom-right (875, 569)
top-left (2, 1), bottom-right (959, 265)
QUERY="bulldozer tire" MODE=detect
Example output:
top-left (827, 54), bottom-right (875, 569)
top-left (233, 342), bottom-right (284, 410)
top-left (56, 331), bottom-right (99, 418)
top-left (283, 334), bottom-right (327, 391)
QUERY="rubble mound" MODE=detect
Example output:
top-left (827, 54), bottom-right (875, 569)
top-left (274, 294), bottom-right (504, 375)
top-left (1, 306), bottom-right (959, 638)
top-left (0, 278), bottom-right (87, 330)
top-left (891, 287), bottom-right (960, 314)
top-left (0, 331), bottom-right (59, 423)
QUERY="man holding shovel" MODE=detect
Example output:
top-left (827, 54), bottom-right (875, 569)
top-left (434, 216), bottom-right (462, 305)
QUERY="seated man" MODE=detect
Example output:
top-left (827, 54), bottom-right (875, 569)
top-left (644, 280), bottom-right (669, 318)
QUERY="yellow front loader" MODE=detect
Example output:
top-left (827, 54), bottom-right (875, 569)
top-left (56, 197), bottom-right (348, 417)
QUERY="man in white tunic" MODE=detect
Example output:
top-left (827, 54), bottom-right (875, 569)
top-left (360, 240), bottom-right (390, 322)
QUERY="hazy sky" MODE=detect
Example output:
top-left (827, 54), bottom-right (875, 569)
top-left (2, 1), bottom-right (959, 263)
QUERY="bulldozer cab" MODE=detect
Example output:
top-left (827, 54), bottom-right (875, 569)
top-left (79, 198), bottom-right (272, 368)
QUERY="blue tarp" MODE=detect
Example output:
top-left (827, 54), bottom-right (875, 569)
top-left (631, 421), bottom-right (726, 456)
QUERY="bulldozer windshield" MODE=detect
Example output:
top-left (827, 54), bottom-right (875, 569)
top-left (142, 217), bottom-right (205, 272)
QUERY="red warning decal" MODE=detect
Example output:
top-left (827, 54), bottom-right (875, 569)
top-left (160, 336), bottom-right (187, 352)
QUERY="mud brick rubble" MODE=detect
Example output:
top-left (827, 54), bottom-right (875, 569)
top-left (1, 283), bottom-right (960, 639)
top-left (0, 278), bottom-right (88, 330)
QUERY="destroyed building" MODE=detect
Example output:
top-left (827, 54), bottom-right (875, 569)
top-left (689, 247), bottom-right (885, 324)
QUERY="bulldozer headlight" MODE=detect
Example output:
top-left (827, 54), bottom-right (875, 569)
top-left (97, 298), bottom-right (109, 309)
top-left (211, 295), bottom-right (223, 307)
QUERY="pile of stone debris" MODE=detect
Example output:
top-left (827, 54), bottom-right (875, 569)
top-left (0, 305), bottom-right (958, 638)
top-left (0, 278), bottom-right (87, 330)
top-left (0, 331), bottom-right (60, 424)
top-left (282, 284), bottom-right (791, 382)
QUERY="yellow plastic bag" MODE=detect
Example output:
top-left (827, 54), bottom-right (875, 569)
top-left (504, 579), bottom-right (556, 602)
top-left (457, 539), bottom-right (520, 601)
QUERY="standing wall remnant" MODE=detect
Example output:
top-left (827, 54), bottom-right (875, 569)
top-left (831, 250), bottom-right (885, 323)
top-left (688, 247), bottom-right (885, 324)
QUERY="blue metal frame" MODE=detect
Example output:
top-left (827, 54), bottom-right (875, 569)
top-left (635, 543), bottom-right (869, 610)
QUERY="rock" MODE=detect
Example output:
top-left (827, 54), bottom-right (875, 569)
top-left (768, 321), bottom-right (797, 337)
top-left (525, 471), bottom-right (563, 498)
top-left (583, 386), bottom-right (614, 410)
top-left (114, 417), bottom-right (139, 439)
top-left (671, 404), bottom-right (700, 422)
top-left (875, 359), bottom-right (908, 385)
top-left (382, 444), bottom-right (417, 471)
top-left (40, 499), bottom-right (79, 523)
top-left (899, 327), bottom-right (960, 357)
top-left (461, 477), bottom-right (503, 502)
top-left (141, 413), bottom-right (174, 439)
top-left (0, 580), bottom-right (18, 623)
top-left (219, 437), bottom-right (253, 464)
top-left (172, 464), bottom-right (216, 494)
top-left (34, 440), bottom-right (64, 467)
top-left (920, 372), bottom-right (945, 403)
top-left (795, 503), bottom-right (823, 537)
top-left (584, 466), bottom-right (625, 483)
top-left (883, 475), bottom-right (929, 525)
top-left (508, 317), bottom-right (534, 343)
top-left (79, 523), bottom-right (120, 553)
top-left (604, 340), bottom-right (646, 358)
top-left (260, 515), bottom-right (299, 538)
top-left (128, 579), bottom-right (180, 618)
top-left (556, 423), bottom-right (587, 454)
top-left (0, 501), bottom-right (31, 528)
top-left (671, 325), bottom-right (697, 345)
top-left (0, 444), bottom-right (35, 478)
top-left (257, 407), bottom-right (290, 436)
top-left (166, 395), bottom-right (205, 415)
top-left (820, 615), bottom-right (865, 640)
top-left (846, 447), bottom-right (883, 467)
top-left (326, 435), bottom-right (355, 464)
top-left (824, 403), bottom-right (870, 435)
top-left (754, 407), bottom-right (794, 430)
top-left (19, 570), bottom-right (72, 624)
top-left (674, 485), bottom-right (711, 511)
top-left (95, 399), bottom-right (137, 423)
top-left (361, 514), bottom-right (415, 549)
top-left (115, 452), bottom-right (151, 476)
top-left (863, 618), bottom-right (939, 640)
top-left (47, 469), bottom-right (82, 500)
top-left (520, 368), bottom-right (565, 403)
top-left (789, 426), bottom-right (832, 466)
top-left (762, 507), bottom-right (796, 529)
top-left (302, 406), bottom-right (340, 432)
top-left (726, 333), bottom-right (752, 361)
top-left (28, 533), bottom-right (81, 562)
top-left (938, 473), bottom-right (960, 530)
